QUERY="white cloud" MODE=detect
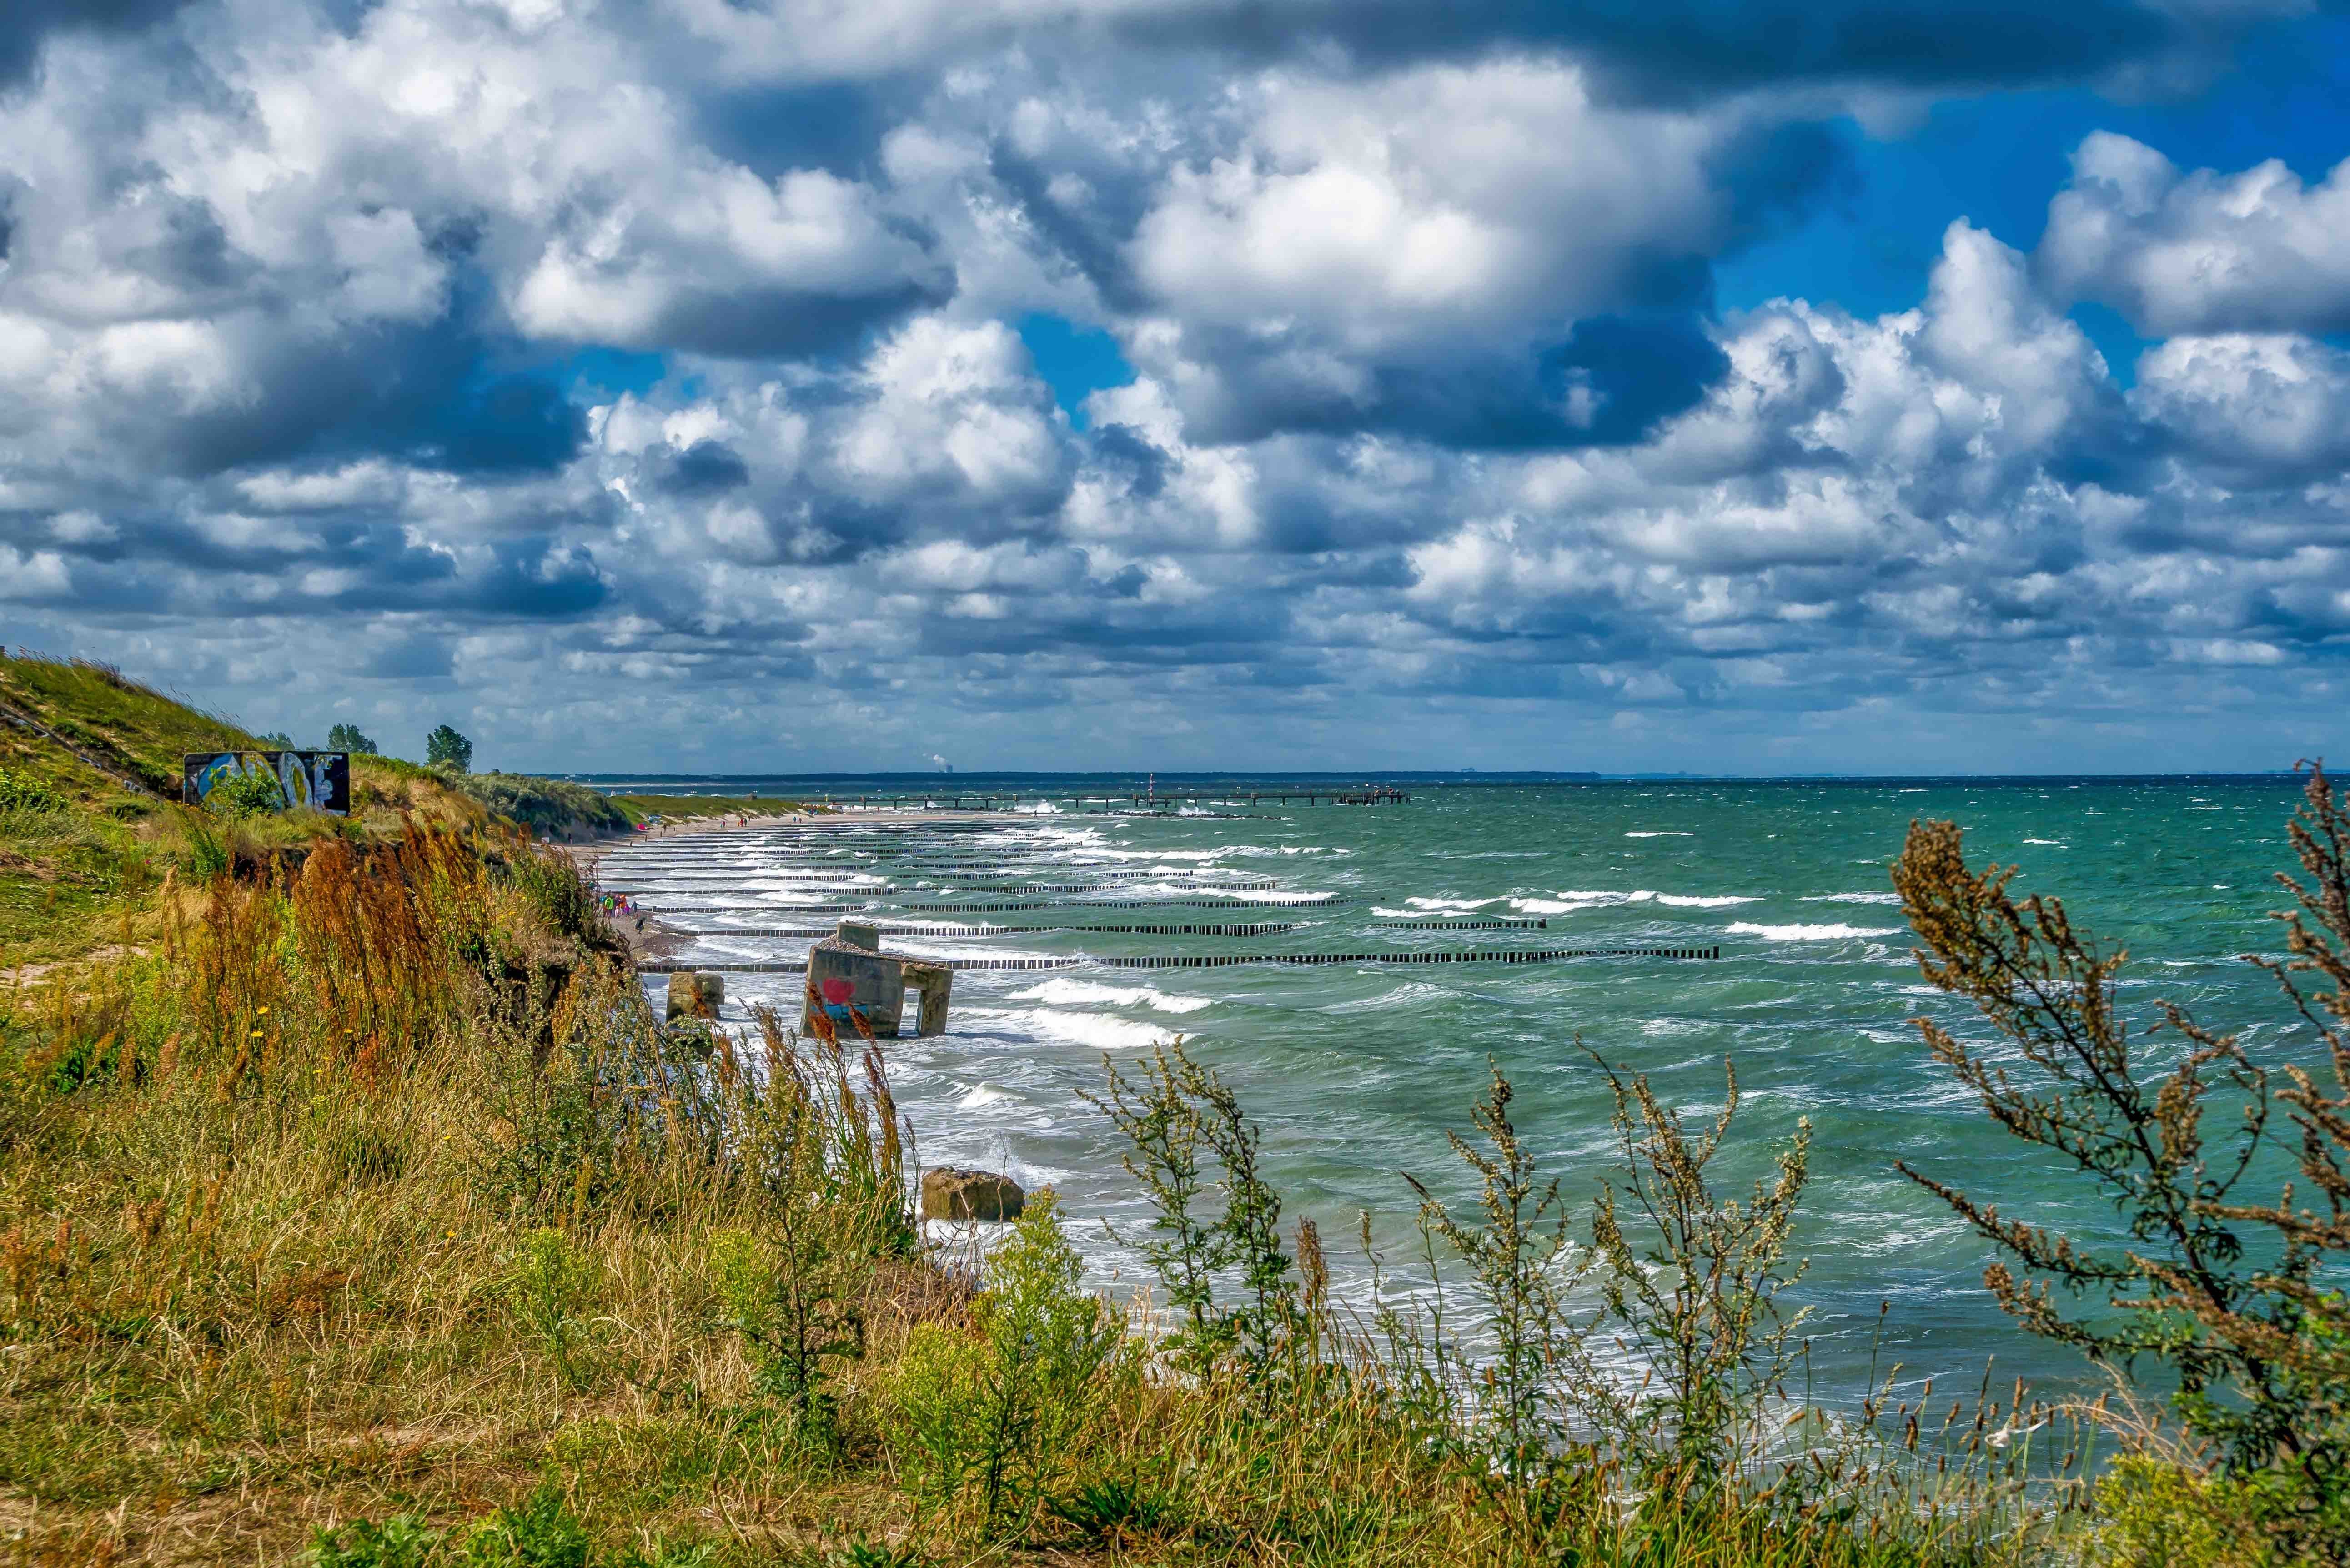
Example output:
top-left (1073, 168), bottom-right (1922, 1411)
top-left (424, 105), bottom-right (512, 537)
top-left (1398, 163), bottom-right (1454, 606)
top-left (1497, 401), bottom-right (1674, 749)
top-left (2040, 131), bottom-right (2350, 336)
top-left (2132, 333), bottom-right (2350, 482)
top-left (3, 0), bottom-right (2350, 771)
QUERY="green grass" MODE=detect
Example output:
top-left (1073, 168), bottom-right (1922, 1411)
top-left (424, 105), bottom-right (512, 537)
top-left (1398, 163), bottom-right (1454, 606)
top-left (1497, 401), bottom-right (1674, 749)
top-left (443, 772), bottom-right (637, 839)
top-left (0, 649), bottom-right (259, 804)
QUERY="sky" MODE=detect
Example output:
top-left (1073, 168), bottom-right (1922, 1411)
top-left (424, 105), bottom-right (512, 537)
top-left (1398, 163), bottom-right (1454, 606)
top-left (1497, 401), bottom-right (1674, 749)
top-left (4, 1), bottom-right (2350, 774)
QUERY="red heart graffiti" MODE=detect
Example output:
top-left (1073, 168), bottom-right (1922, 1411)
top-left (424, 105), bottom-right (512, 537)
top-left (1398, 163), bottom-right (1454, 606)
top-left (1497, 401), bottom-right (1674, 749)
top-left (820, 977), bottom-right (854, 1005)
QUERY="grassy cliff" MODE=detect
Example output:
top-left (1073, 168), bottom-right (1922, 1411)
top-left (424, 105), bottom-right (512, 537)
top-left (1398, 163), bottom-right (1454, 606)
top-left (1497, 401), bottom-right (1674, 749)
top-left (0, 652), bottom-right (638, 967)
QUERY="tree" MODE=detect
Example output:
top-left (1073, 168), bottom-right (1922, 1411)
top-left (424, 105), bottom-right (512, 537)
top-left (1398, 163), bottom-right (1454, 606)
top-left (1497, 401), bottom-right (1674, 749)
top-left (326, 722), bottom-right (378, 755)
top-left (425, 724), bottom-right (473, 773)
top-left (258, 730), bottom-right (294, 748)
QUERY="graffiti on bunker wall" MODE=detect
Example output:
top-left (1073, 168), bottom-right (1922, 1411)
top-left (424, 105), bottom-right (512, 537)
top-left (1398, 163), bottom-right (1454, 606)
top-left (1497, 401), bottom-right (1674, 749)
top-left (181, 751), bottom-right (351, 815)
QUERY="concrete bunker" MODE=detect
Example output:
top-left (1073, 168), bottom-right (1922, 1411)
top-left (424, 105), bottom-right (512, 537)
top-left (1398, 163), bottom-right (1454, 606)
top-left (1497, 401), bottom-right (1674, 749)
top-left (804, 920), bottom-right (952, 1038)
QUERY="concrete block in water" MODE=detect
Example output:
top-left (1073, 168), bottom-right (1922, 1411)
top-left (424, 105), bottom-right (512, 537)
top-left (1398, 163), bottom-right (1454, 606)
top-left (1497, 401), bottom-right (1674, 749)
top-left (805, 925), bottom-right (952, 1038)
top-left (666, 969), bottom-right (724, 1021)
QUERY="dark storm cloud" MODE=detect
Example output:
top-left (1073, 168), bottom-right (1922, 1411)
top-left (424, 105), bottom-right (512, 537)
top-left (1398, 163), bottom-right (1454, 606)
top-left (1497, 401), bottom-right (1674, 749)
top-left (1148, 314), bottom-right (1727, 452)
top-left (619, 276), bottom-right (955, 360)
top-left (1113, 0), bottom-right (2254, 100)
top-left (653, 440), bottom-right (753, 496)
top-left (156, 319), bottom-right (588, 478)
top-left (1086, 425), bottom-right (1168, 499)
top-left (0, 0), bottom-right (200, 87)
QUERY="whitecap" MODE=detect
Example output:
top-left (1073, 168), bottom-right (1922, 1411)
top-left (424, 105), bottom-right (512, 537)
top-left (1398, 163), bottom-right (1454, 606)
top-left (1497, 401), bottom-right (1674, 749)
top-left (1543, 889), bottom-right (1654, 906)
top-left (955, 1083), bottom-right (1022, 1109)
top-left (1008, 978), bottom-right (1212, 1015)
top-left (1625, 830), bottom-right (1694, 838)
top-left (1653, 894), bottom-right (1760, 908)
top-left (984, 1007), bottom-right (1180, 1052)
top-left (1327, 981), bottom-right (1446, 1012)
top-left (1801, 892), bottom-right (1901, 905)
top-left (1726, 921), bottom-right (1901, 941)
top-left (2021, 839), bottom-right (2066, 846)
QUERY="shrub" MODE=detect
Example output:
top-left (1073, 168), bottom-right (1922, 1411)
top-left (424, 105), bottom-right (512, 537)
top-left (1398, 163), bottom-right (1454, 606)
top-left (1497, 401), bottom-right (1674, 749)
top-left (458, 1483), bottom-right (591, 1568)
top-left (0, 767), bottom-right (67, 813)
top-left (508, 1227), bottom-right (599, 1392)
top-left (205, 763), bottom-right (286, 818)
top-left (1897, 764), bottom-right (2350, 1551)
top-left (885, 1191), bottom-right (1121, 1535)
top-left (709, 1007), bottom-right (917, 1447)
top-left (1085, 1038), bottom-right (1299, 1377)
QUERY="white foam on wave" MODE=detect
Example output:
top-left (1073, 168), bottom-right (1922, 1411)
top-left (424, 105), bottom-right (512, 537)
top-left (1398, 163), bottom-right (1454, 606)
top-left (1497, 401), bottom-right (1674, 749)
top-left (1405, 895), bottom-right (1502, 912)
top-left (992, 1007), bottom-right (1180, 1052)
top-left (1328, 981), bottom-right (1446, 1012)
top-left (1009, 978), bottom-right (1213, 1014)
top-left (1625, 831), bottom-right (1693, 838)
top-left (955, 1082), bottom-right (1022, 1109)
top-left (1727, 921), bottom-right (1901, 941)
top-left (1802, 892), bottom-right (1900, 904)
top-left (1085, 846), bottom-right (1227, 862)
top-left (2022, 838), bottom-right (2066, 846)
top-left (1514, 889), bottom-right (1750, 912)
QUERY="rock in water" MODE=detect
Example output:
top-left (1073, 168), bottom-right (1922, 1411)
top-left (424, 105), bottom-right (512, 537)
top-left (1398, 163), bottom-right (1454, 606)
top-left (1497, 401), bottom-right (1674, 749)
top-left (696, 971), bottom-right (724, 1013)
top-left (666, 970), bottom-right (699, 1021)
top-left (920, 1167), bottom-right (1025, 1222)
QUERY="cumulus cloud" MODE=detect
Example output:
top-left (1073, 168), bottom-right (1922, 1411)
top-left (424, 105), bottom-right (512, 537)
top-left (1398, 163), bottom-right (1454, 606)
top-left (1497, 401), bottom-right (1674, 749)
top-left (2, 0), bottom-right (2348, 770)
top-left (2041, 131), bottom-right (2350, 337)
top-left (1109, 59), bottom-right (1769, 445)
top-left (2132, 334), bottom-right (2350, 485)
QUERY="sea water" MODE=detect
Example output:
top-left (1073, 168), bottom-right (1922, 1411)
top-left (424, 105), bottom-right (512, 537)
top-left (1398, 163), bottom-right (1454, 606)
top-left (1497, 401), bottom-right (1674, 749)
top-left (593, 774), bottom-right (2315, 1409)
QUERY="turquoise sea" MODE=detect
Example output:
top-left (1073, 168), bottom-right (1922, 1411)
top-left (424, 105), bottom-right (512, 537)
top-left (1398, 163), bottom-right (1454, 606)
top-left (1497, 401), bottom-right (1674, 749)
top-left (591, 774), bottom-right (2317, 1410)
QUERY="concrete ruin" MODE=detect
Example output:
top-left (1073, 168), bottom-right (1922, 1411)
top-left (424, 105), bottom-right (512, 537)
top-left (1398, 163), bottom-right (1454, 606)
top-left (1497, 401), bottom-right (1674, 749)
top-left (804, 921), bottom-right (952, 1038)
top-left (666, 970), bottom-right (723, 1021)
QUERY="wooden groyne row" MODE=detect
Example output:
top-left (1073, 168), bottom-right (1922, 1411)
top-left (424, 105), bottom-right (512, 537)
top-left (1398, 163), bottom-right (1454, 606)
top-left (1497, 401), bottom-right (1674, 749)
top-left (895, 896), bottom-right (1352, 913)
top-left (653, 921), bottom-right (1302, 938)
top-left (1370, 918), bottom-right (1548, 930)
top-left (620, 875), bottom-right (1282, 894)
top-left (634, 896), bottom-right (1346, 915)
top-left (633, 902), bottom-right (872, 915)
top-left (640, 945), bottom-right (1718, 974)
